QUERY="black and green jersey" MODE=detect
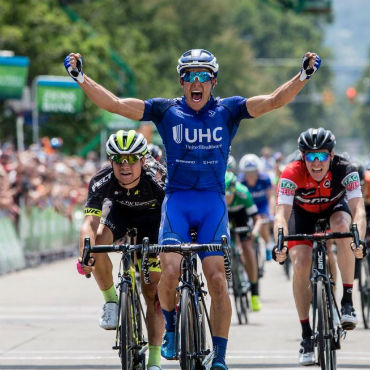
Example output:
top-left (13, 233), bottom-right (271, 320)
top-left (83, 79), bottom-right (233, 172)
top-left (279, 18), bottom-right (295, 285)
top-left (228, 181), bottom-right (258, 216)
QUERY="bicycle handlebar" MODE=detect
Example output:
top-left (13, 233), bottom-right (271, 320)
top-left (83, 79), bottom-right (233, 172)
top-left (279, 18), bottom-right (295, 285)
top-left (277, 223), bottom-right (363, 252)
top-left (82, 237), bottom-right (142, 279)
top-left (141, 235), bottom-right (232, 284)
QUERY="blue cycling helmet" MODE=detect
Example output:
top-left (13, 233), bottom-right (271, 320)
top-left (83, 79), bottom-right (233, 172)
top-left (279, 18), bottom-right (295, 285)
top-left (177, 49), bottom-right (219, 77)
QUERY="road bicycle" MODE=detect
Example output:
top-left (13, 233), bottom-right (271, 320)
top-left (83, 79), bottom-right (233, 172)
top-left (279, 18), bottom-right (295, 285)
top-left (82, 229), bottom-right (147, 370)
top-left (142, 232), bottom-right (231, 370)
top-left (277, 219), bottom-right (363, 370)
top-left (229, 226), bottom-right (251, 325)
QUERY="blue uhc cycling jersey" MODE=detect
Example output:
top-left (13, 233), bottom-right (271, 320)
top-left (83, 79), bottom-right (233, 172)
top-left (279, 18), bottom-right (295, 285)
top-left (141, 95), bottom-right (252, 257)
top-left (141, 96), bottom-right (252, 193)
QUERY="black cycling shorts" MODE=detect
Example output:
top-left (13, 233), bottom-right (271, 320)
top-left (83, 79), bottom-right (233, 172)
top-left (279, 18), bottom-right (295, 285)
top-left (228, 208), bottom-right (252, 241)
top-left (288, 195), bottom-right (351, 248)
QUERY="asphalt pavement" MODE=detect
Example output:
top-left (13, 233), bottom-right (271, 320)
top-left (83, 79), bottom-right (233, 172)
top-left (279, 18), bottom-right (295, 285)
top-left (0, 254), bottom-right (368, 370)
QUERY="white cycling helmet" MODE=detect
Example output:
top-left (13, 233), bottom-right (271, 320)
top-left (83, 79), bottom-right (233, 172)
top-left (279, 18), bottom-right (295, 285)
top-left (239, 153), bottom-right (261, 172)
top-left (177, 49), bottom-right (219, 77)
top-left (106, 129), bottom-right (148, 156)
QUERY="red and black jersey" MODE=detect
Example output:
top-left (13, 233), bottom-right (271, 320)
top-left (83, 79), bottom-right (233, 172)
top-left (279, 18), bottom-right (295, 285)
top-left (277, 155), bottom-right (362, 213)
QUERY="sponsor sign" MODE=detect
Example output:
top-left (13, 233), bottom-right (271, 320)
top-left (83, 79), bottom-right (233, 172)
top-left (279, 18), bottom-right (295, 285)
top-left (0, 56), bottom-right (29, 99)
top-left (36, 76), bottom-right (83, 114)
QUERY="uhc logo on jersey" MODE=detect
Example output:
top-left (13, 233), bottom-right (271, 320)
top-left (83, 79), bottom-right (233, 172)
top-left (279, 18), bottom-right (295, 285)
top-left (279, 179), bottom-right (297, 196)
top-left (342, 172), bottom-right (360, 192)
top-left (172, 124), bottom-right (223, 144)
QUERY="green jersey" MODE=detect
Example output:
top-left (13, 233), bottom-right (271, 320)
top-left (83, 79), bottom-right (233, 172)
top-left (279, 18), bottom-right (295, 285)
top-left (228, 181), bottom-right (258, 216)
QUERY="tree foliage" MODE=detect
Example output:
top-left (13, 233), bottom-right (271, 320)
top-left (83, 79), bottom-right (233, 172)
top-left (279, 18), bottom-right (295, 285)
top-left (0, 0), bottom-right (336, 156)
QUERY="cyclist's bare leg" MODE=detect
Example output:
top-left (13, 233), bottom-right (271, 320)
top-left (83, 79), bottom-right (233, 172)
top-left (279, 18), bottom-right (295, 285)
top-left (289, 245), bottom-right (312, 320)
top-left (93, 224), bottom-right (114, 290)
top-left (330, 211), bottom-right (354, 284)
top-left (157, 252), bottom-right (182, 311)
top-left (141, 270), bottom-right (165, 346)
top-left (241, 239), bottom-right (258, 282)
top-left (202, 255), bottom-right (231, 338)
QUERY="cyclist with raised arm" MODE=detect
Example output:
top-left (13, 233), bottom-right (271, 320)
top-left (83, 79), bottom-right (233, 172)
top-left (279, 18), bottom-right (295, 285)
top-left (65, 48), bottom-right (320, 370)
top-left (77, 129), bottom-right (166, 370)
top-left (273, 128), bottom-right (366, 366)
top-left (238, 154), bottom-right (275, 261)
top-left (225, 171), bottom-right (261, 311)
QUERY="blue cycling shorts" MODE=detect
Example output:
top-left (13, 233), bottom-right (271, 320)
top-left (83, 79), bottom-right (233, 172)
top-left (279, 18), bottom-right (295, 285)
top-left (159, 190), bottom-right (230, 260)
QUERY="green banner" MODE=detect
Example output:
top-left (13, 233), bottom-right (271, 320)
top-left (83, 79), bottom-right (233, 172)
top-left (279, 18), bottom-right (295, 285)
top-left (36, 76), bottom-right (83, 114)
top-left (102, 111), bottom-right (140, 130)
top-left (0, 56), bottom-right (29, 99)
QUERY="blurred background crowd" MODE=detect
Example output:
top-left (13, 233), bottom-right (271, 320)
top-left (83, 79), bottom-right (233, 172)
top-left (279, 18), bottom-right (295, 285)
top-left (0, 137), bottom-right (99, 232)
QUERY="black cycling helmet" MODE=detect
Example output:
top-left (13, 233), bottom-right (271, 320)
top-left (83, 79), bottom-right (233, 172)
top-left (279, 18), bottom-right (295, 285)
top-left (298, 127), bottom-right (336, 152)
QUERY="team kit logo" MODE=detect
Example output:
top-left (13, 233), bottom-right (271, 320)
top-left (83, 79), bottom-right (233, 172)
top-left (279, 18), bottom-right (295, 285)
top-left (279, 179), bottom-right (297, 196)
top-left (342, 172), bottom-right (360, 192)
top-left (172, 124), bottom-right (223, 144)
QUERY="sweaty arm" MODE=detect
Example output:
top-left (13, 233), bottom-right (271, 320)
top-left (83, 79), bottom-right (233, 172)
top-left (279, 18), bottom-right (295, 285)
top-left (348, 197), bottom-right (367, 240)
top-left (246, 51), bottom-right (319, 118)
top-left (246, 74), bottom-right (307, 118)
top-left (273, 204), bottom-right (292, 242)
top-left (68, 53), bottom-right (145, 120)
top-left (79, 215), bottom-right (100, 256)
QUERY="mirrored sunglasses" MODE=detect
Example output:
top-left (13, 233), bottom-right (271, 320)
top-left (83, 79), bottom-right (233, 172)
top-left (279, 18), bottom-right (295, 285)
top-left (181, 71), bottom-right (214, 83)
top-left (111, 154), bottom-right (142, 165)
top-left (305, 151), bottom-right (330, 162)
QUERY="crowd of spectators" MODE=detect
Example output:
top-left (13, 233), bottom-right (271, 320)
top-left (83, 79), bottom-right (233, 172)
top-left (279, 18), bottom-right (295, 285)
top-left (0, 137), bottom-right (100, 232)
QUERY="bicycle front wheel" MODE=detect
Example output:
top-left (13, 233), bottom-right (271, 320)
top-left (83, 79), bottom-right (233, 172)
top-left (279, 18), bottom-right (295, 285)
top-left (359, 256), bottom-right (370, 329)
top-left (232, 257), bottom-right (248, 325)
top-left (316, 280), bottom-right (336, 370)
top-left (120, 283), bottom-right (133, 370)
top-left (179, 287), bottom-right (198, 370)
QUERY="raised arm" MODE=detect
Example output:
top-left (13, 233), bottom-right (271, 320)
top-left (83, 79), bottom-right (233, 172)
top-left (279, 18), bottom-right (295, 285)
top-left (64, 53), bottom-right (145, 121)
top-left (246, 52), bottom-right (321, 118)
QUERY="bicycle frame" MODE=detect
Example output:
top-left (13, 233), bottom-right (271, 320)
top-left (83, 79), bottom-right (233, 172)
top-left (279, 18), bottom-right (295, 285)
top-left (310, 224), bottom-right (342, 353)
top-left (141, 236), bottom-right (231, 369)
top-left (277, 220), bottom-right (362, 370)
top-left (174, 249), bottom-right (213, 365)
top-left (83, 232), bottom-right (147, 370)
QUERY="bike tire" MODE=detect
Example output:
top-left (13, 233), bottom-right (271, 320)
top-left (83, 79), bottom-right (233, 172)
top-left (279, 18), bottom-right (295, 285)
top-left (133, 288), bottom-right (146, 369)
top-left (180, 287), bottom-right (198, 370)
top-left (359, 256), bottom-right (370, 329)
top-left (120, 283), bottom-right (133, 370)
top-left (231, 250), bottom-right (249, 325)
top-left (317, 280), bottom-right (336, 370)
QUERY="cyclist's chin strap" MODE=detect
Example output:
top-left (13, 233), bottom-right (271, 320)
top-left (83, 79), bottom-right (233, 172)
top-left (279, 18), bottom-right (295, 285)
top-left (119, 175), bottom-right (141, 190)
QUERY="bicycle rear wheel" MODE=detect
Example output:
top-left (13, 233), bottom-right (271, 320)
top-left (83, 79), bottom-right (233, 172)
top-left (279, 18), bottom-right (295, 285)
top-left (180, 287), bottom-right (198, 370)
top-left (316, 280), bottom-right (336, 370)
top-left (120, 283), bottom-right (133, 370)
top-left (359, 256), bottom-right (370, 329)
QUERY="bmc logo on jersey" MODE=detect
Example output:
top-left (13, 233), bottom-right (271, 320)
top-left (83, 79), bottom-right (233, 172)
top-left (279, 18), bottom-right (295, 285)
top-left (172, 124), bottom-right (223, 144)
